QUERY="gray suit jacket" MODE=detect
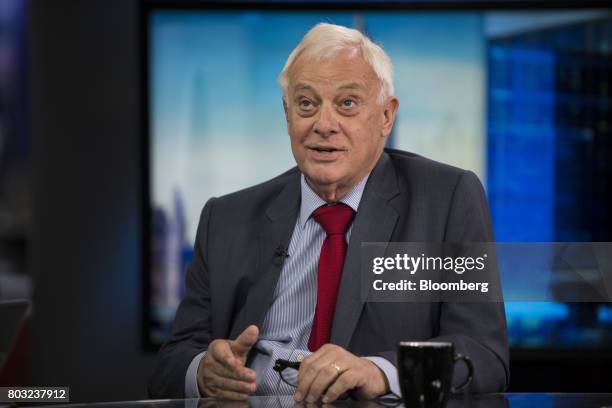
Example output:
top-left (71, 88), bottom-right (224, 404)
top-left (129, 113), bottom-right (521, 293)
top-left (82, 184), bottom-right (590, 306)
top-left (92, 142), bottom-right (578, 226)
top-left (148, 149), bottom-right (510, 398)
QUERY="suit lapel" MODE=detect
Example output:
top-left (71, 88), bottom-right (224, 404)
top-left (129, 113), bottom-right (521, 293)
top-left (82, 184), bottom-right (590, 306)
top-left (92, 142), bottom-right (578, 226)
top-left (331, 153), bottom-right (401, 347)
top-left (229, 171), bottom-right (301, 339)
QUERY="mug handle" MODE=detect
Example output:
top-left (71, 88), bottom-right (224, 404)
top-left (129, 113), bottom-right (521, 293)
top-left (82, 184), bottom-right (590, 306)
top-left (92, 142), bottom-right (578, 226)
top-left (451, 353), bottom-right (474, 393)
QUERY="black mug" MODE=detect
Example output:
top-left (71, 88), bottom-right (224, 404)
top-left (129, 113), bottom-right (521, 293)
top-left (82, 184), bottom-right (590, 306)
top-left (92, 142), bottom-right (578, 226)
top-left (397, 341), bottom-right (474, 408)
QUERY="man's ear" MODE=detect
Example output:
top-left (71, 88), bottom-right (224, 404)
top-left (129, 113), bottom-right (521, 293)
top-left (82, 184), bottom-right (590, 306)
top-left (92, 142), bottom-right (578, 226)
top-left (282, 97), bottom-right (289, 122)
top-left (382, 96), bottom-right (399, 137)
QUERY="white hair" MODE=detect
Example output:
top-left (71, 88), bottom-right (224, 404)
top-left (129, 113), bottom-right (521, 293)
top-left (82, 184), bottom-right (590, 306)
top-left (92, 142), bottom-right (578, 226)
top-left (278, 22), bottom-right (394, 104)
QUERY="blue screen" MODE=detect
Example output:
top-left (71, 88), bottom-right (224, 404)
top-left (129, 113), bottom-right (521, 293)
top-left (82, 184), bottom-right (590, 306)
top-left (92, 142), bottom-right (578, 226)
top-left (147, 8), bottom-right (612, 349)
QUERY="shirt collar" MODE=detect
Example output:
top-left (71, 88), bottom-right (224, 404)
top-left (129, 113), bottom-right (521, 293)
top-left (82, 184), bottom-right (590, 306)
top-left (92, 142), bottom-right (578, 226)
top-left (299, 173), bottom-right (370, 228)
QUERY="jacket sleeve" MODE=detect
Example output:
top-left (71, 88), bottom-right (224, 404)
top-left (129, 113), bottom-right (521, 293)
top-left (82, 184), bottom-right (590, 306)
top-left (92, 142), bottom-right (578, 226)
top-left (148, 198), bottom-right (217, 398)
top-left (376, 170), bottom-right (510, 393)
top-left (436, 170), bottom-right (509, 392)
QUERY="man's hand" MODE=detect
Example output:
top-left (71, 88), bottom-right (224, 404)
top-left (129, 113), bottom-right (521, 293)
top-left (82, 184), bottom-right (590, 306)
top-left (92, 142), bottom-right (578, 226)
top-left (197, 325), bottom-right (259, 400)
top-left (294, 344), bottom-right (389, 403)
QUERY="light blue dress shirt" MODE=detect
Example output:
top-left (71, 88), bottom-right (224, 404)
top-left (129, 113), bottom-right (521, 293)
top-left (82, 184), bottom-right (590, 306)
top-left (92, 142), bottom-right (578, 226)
top-left (185, 173), bottom-right (400, 398)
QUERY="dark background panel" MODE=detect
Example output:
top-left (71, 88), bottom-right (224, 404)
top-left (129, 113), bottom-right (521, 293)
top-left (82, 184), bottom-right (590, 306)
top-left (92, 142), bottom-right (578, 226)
top-left (29, 0), bottom-right (155, 402)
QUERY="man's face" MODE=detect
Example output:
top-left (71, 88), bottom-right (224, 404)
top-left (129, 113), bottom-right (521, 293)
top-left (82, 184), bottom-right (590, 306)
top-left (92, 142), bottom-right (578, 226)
top-left (284, 48), bottom-right (399, 199)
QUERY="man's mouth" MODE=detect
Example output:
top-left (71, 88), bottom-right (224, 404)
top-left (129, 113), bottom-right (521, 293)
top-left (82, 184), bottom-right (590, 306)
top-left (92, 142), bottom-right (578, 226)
top-left (308, 146), bottom-right (346, 153)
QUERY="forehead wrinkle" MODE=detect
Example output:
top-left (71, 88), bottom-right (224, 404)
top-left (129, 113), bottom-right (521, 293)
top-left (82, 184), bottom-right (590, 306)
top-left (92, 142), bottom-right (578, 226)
top-left (292, 80), bottom-right (367, 96)
top-left (337, 82), bottom-right (366, 92)
top-left (293, 83), bottom-right (315, 92)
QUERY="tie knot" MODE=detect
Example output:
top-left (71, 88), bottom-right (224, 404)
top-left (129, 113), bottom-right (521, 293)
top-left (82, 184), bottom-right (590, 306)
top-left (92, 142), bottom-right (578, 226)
top-left (312, 203), bottom-right (355, 235)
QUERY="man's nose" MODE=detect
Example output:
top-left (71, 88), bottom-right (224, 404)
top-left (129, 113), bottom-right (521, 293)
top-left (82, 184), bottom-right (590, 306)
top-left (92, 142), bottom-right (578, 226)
top-left (313, 103), bottom-right (339, 138)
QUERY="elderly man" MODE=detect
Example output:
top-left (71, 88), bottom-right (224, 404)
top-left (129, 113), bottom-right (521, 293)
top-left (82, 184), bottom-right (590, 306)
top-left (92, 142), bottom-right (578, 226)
top-left (149, 23), bottom-right (509, 402)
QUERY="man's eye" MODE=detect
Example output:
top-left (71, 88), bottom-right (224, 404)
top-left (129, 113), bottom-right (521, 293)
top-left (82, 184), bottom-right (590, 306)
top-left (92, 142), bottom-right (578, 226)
top-left (342, 99), bottom-right (355, 108)
top-left (299, 100), bottom-right (313, 109)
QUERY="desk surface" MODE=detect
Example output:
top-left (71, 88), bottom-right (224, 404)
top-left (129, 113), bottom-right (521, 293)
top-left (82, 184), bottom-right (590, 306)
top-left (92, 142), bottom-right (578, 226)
top-left (29, 394), bottom-right (612, 408)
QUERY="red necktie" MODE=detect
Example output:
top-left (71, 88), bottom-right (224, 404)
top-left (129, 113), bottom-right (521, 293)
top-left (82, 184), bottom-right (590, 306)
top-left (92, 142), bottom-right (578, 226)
top-left (308, 203), bottom-right (355, 351)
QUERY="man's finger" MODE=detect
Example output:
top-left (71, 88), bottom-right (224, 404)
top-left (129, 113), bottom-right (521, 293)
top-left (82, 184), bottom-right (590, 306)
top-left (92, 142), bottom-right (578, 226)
top-left (210, 340), bottom-right (236, 367)
top-left (294, 351), bottom-right (328, 401)
top-left (322, 371), bottom-right (357, 403)
top-left (208, 372), bottom-right (257, 395)
top-left (200, 360), bottom-right (257, 399)
top-left (230, 325), bottom-right (259, 357)
top-left (209, 341), bottom-right (254, 376)
top-left (209, 364), bottom-right (256, 383)
top-left (208, 355), bottom-right (257, 382)
top-left (305, 362), bottom-right (343, 402)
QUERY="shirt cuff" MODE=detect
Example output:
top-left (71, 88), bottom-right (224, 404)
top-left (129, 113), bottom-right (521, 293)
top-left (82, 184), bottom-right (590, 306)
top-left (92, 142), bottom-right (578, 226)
top-left (185, 351), bottom-right (206, 398)
top-left (365, 356), bottom-right (401, 398)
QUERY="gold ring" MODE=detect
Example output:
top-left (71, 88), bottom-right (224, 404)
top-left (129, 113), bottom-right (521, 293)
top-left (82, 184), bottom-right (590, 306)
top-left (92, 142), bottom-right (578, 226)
top-left (331, 362), bottom-right (341, 373)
